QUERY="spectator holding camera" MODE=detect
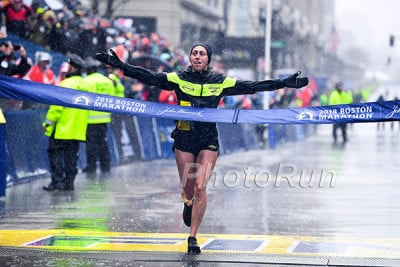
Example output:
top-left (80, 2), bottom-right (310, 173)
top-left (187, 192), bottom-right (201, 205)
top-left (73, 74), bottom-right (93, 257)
top-left (0, 40), bottom-right (31, 109)
top-left (0, 40), bottom-right (30, 77)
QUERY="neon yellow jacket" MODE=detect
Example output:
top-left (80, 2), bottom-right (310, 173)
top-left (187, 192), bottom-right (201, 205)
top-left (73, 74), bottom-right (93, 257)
top-left (319, 93), bottom-right (328, 106)
top-left (328, 90), bottom-right (344, 105)
top-left (108, 73), bottom-right (125, 98)
top-left (329, 89), bottom-right (353, 105)
top-left (44, 75), bottom-right (89, 141)
top-left (343, 90), bottom-right (353, 104)
top-left (84, 72), bottom-right (115, 124)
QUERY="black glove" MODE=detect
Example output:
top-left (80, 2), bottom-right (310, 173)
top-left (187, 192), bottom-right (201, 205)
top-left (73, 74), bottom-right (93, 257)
top-left (95, 49), bottom-right (123, 68)
top-left (281, 71), bottom-right (308, 88)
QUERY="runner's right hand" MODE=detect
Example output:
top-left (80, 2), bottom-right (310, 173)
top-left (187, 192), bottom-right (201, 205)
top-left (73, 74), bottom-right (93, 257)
top-left (95, 49), bottom-right (123, 68)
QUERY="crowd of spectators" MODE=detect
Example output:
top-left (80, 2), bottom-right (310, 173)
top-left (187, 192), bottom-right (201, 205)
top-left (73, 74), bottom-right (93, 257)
top-left (0, 0), bottom-right (318, 112)
top-left (0, 0), bottom-right (191, 109)
top-left (0, 0), bottom-right (352, 154)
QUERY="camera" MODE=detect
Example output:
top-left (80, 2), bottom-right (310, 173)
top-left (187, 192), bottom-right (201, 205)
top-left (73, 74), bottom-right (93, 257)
top-left (13, 44), bottom-right (21, 50)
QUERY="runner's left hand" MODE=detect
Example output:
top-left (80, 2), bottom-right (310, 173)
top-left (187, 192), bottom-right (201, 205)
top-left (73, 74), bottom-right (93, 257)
top-left (281, 71), bottom-right (308, 88)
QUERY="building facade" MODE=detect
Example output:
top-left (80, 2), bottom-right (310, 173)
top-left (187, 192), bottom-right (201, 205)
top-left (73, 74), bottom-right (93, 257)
top-left (81, 0), bottom-right (358, 81)
top-left (81, 0), bottom-right (225, 53)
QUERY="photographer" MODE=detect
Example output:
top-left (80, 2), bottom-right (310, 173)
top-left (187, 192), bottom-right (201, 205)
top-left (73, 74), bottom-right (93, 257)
top-left (0, 40), bottom-right (31, 109)
top-left (0, 40), bottom-right (30, 77)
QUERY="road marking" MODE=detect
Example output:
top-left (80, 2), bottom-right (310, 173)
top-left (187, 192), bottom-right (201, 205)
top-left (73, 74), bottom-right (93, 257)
top-left (1, 229), bottom-right (400, 258)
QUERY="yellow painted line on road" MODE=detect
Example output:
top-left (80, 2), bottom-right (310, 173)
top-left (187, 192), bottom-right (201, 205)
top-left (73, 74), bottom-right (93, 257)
top-left (1, 229), bottom-right (400, 259)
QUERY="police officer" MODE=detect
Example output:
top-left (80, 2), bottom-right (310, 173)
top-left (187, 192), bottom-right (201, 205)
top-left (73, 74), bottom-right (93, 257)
top-left (43, 54), bottom-right (89, 191)
top-left (328, 82), bottom-right (349, 144)
top-left (83, 57), bottom-right (115, 176)
top-left (106, 67), bottom-right (125, 161)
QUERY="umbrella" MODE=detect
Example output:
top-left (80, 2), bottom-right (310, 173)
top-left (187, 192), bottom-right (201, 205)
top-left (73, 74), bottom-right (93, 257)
top-left (30, 0), bottom-right (64, 10)
top-left (129, 54), bottom-right (172, 72)
top-left (45, 0), bottom-right (63, 10)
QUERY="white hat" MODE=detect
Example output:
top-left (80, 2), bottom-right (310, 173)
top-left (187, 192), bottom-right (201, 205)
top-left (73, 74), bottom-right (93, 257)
top-left (35, 51), bottom-right (52, 65)
top-left (38, 51), bottom-right (52, 62)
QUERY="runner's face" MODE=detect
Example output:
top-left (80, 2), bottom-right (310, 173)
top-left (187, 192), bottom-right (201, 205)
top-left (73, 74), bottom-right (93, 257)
top-left (190, 46), bottom-right (208, 72)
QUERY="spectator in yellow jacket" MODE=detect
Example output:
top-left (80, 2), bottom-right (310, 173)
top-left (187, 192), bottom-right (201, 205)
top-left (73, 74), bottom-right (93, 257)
top-left (328, 82), bottom-right (349, 145)
top-left (83, 58), bottom-right (116, 177)
top-left (42, 54), bottom-right (89, 191)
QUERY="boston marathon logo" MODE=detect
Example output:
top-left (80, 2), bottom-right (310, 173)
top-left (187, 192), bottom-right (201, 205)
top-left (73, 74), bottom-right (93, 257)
top-left (73, 95), bottom-right (91, 105)
top-left (298, 110), bottom-right (314, 120)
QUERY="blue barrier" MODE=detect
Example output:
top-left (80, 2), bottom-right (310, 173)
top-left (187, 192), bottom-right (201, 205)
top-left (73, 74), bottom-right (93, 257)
top-left (3, 109), bottom-right (310, 191)
top-left (0, 109), bottom-right (6, 197)
top-left (4, 109), bottom-right (49, 186)
top-left (155, 118), bottom-right (175, 158)
top-left (268, 125), bottom-right (276, 149)
top-left (77, 125), bottom-right (118, 171)
top-left (218, 123), bottom-right (259, 154)
top-left (219, 123), bottom-right (247, 154)
top-left (268, 124), bottom-right (313, 149)
top-left (137, 117), bottom-right (160, 160)
top-left (107, 124), bottom-right (119, 165)
top-left (241, 124), bottom-right (259, 150)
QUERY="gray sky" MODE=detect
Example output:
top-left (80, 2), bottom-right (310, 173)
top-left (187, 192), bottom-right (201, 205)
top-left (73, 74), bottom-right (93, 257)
top-left (335, 0), bottom-right (400, 69)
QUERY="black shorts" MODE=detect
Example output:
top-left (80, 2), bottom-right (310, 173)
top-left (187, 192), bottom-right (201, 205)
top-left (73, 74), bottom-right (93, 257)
top-left (171, 128), bottom-right (219, 156)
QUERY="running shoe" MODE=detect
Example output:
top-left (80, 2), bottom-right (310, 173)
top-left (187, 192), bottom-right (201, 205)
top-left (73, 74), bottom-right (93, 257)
top-left (187, 236), bottom-right (201, 254)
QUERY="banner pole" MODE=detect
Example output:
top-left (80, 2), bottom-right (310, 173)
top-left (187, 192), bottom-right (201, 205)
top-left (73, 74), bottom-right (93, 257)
top-left (0, 108), bottom-right (6, 197)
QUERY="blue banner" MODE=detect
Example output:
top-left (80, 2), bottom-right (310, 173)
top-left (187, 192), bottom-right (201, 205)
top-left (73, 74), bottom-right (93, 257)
top-left (0, 74), bottom-right (399, 124)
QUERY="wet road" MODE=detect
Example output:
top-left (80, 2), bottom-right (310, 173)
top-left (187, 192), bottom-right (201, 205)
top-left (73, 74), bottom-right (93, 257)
top-left (2, 123), bottom-right (400, 237)
top-left (1, 87), bottom-right (400, 266)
